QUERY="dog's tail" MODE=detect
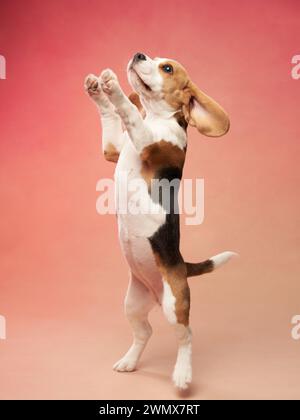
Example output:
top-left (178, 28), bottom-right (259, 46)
top-left (185, 251), bottom-right (238, 278)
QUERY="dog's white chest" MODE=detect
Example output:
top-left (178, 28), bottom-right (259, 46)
top-left (114, 135), bottom-right (166, 237)
top-left (114, 136), bottom-right (165, 291)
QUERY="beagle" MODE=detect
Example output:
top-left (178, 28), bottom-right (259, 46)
top-left (84, 53), bottom-right (236, 390)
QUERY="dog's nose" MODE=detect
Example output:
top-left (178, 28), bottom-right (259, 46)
top-left (133, 52), bottom-right (147, 62)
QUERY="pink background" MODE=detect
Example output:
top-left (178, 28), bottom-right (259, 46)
top-left (0, 0), bottom-right (299, 399)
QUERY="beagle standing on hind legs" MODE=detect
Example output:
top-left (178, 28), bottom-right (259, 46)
top-left (84, 52), bottom-right (236, 390)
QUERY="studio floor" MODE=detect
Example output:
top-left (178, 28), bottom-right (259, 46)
top-left (1, 284), bottom-right (299, 399)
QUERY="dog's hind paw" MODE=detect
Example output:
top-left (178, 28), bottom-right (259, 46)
top-left (113, 357), bottom-right (137, 372)
top-left (172, 363), bottom-right (192, 390)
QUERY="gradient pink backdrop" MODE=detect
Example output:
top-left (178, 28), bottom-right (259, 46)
top-left (0, 0), bottom-right (299, 399)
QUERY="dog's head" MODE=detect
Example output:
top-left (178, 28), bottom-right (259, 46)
top-left (128, 52), bottom-right (229, 137)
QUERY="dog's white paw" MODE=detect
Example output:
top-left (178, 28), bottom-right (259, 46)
top-left (113, 356), bottom-right (138, 372)
top-left (172, 362), bottom-right (192, 390)
top-left (84, 73), bottom-right (115, 109)
top-left (84, 74), bottom-right (101, 98)
top-left (100, 69), bottom-right (122, 99)
top-left (101, 68), bottom-right (118, 83)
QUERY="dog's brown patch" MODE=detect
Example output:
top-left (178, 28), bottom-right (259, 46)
top-left (154, 253), bottom-right (190, 326)
top-left (128, 92), bottom-right (145, 117)
top-left (158, 60), bottom-right (191, 111)
top-left (174, 111), bottom-right (188, 131)
top-left (104, 142), bottom-right (119, 163)
top-left (140, 140), bottom-right (185, 188)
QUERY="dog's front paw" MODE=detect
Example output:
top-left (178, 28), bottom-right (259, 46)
top-left (84, 74), bottom-right (101, 98)
top-left (100, 69), bottom-right (123, 102)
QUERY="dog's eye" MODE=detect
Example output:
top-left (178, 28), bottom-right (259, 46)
top-left (162, 64), bottom-right (173, 74)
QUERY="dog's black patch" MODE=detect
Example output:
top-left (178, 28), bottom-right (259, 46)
top-left (185, 259), bottom-right (214, 277)
top-left (148, 166), bottom-right (183, 267)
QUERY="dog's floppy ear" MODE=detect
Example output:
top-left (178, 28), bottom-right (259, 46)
top-left (184, 81), bottom-right (230, 137)
top-left (128, 92), bottom-right (146, 117)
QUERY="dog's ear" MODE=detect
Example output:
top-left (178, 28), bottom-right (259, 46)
top-left (184, 81), bottom-right (230, 137)
top-left (128, 92), bottom-right (146, 118)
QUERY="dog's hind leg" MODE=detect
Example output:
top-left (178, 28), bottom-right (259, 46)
top-left (160, 265), bottom-right (192, 390)
top-left (113, 273), bottom-right (156, 372)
